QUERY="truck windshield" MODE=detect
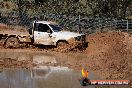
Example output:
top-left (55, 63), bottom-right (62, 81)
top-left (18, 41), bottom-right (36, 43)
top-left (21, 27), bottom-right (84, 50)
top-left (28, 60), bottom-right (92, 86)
top-left (49, 24), bottom-right (61, 32)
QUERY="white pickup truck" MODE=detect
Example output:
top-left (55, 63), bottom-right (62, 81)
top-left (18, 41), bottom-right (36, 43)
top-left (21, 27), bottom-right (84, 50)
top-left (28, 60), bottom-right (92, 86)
top-left (31, 21), bottom-right (86, 46)
top-left (0, 21), bottom-right (86, 50)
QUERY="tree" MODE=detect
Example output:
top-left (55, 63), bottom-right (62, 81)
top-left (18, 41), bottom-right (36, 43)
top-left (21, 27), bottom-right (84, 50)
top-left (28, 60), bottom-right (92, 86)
top-left (97, 0), bottom-right (131, 18)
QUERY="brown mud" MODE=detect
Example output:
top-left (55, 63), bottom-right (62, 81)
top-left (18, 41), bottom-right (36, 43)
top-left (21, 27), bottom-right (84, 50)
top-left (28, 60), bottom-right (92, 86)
top-left (0, 28), bottom-right (131, 87)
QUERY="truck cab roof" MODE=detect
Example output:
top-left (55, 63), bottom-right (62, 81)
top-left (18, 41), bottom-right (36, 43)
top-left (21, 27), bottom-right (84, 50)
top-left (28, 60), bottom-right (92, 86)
top-left (34, 21), bottom-right (58, 25)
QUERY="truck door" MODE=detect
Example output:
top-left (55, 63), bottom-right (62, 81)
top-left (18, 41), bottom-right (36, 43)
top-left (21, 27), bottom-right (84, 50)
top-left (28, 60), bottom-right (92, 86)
top-left (34, 23), bottom-right (54, 45)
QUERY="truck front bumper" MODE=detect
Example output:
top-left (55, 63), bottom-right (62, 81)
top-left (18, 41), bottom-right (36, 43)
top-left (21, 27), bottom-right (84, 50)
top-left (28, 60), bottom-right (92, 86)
top-left (68, 35), bottom-right (87, 48)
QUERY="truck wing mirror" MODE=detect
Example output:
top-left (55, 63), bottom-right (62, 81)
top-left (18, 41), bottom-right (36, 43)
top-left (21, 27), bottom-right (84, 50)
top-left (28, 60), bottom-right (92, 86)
top-left (47, 29), bottom-right (52, 34)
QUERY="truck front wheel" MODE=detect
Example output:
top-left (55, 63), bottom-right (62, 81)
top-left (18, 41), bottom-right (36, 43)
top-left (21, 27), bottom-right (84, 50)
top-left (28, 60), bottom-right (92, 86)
top-left (4, 37), bottom-right (20, 48)
top-left (56, 41), bottom-right (69, 52)
top-left (57, 41), bottom-right (68, 47)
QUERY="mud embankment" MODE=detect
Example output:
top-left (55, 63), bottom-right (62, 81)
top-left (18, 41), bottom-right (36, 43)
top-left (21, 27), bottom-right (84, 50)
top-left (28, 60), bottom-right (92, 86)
top-left (85, 31), bottom-right (132, 87)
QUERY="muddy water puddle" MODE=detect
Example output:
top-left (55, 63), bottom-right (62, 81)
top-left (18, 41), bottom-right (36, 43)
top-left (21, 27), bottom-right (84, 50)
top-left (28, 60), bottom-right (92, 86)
top-left (0, 50), bottom-right (99, 88)
top-left (0, 66), bottom-right (99, 88)
top-left (0, 67), bottom-right (80, 88)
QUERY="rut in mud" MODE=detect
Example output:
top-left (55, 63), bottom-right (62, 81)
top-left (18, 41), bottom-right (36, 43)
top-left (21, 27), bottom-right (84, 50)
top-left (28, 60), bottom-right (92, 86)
top-left (0, 58), bottom-right (35, 69)
top-left (0, 41), bottom-right (86, 53)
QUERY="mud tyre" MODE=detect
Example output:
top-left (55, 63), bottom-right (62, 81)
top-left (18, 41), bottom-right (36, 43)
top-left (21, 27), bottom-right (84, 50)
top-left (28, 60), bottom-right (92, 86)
top-left (56, 41), bottom-right (69, 52)
top-left (57, 42), bottom-right (68, 47)
top-left (4, 37), bottom-right (20, 48)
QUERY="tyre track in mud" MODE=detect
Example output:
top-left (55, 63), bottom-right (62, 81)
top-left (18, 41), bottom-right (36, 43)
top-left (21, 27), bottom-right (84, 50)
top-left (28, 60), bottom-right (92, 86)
top-left (0, 42), bottom-right (85, 53)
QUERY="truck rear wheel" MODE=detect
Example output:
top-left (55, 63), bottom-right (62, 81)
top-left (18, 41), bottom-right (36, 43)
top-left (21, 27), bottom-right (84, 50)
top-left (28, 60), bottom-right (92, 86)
top-left (4, 37), bottom-right (20, 48)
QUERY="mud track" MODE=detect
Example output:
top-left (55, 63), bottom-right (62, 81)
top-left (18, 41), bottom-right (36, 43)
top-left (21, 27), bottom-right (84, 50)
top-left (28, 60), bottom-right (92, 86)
top-left (0, 30), bottom-right (131, 88)
top-left (0, 43), bottom-right (86, 53)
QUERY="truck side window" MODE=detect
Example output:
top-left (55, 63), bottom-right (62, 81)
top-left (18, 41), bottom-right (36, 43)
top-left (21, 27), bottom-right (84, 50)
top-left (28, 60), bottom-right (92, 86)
top-left (36, 23), bottom-right (50, 32)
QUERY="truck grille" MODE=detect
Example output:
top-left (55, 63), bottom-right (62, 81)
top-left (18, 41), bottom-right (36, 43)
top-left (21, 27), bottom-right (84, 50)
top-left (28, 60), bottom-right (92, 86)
top-left (81, 35), bottom-right (86, 42)
top-left (75, 36), bottom-right (81, 41)
top-left (75, 35), bottom-right (86, 42)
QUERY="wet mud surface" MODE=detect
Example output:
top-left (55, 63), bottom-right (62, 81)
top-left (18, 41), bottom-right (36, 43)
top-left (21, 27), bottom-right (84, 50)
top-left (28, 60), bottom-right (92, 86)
top-left (0, 31), bottom-right (131, 88)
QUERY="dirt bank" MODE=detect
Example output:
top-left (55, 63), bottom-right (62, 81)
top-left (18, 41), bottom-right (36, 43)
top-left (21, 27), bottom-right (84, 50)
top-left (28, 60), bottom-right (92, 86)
top-left (84, 31), bottom-right (132, 87)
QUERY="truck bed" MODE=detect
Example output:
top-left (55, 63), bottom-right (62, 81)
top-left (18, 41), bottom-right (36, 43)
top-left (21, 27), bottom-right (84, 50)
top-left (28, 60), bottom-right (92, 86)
top-left (0, 30), bottom-right (30, 36)
top-left (0, 23), bottom-right (30, 36)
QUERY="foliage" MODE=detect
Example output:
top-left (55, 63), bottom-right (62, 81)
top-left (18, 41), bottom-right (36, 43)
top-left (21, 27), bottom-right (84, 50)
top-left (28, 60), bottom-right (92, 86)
top-left (0, 0), bottom-right (132, 18)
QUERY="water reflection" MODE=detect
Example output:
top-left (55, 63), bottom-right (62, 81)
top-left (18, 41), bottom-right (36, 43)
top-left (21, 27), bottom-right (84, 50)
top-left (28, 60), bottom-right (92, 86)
top-left (0, 51), bottom-right (98, 88)
top-left (0, 67), bottom-right (82, 88)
